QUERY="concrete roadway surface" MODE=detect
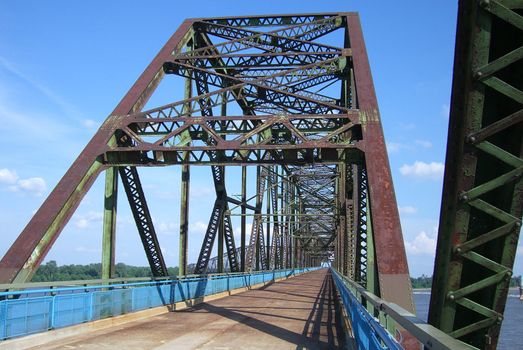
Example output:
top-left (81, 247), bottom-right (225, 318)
top-left (28, 268), bottom-right (346, 349)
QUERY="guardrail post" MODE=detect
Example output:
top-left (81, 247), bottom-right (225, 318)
top-left (131, 288), bottom-right (135, 311)
top-left (88, 293), bottom-right (93, 321)
top-left (50, 296), bottom-right (55, 330)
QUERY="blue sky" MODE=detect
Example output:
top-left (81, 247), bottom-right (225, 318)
top-left (0, 1), bottom-right (521, 277)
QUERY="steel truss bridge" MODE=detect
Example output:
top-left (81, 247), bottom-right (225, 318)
top-left (0, 2), bottom-right (521, 350)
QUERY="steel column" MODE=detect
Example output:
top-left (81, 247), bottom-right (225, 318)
top-left (179, 164), bottom-right (190, 276)
top-left (102, 167), bottom-right (118, 279)
top-left (428, 2), bottom-right (523, 348)
top-left (179, 47), bottom-right (193, 277)
top-left (346, 13), bottom-right (415, 312)
top-left (241, 167), bottom-right (247, 271)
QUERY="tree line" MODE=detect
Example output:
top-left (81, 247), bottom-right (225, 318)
top-left (32, 261), bottom-right (179, 282)
top-left (33, 261), bottom-right (521, 289)
top-left (411, 275), bottom-right (521, 289)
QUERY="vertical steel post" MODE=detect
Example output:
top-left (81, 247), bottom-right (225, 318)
top-left (289, 179), bottom-right (293, 268)
top-left (217, 92), bottom-right (227, 273)
top-left (347, 164), bottom-right (357, 280)
top-left (255, 166), bottom-right (261, 271)
top-left (339, 162), bottom-right (347, 276)
top-left (179, 165), bottom-right (190, 276)
top-left (334, 167), bottom-right (343, 273)
top-left (266, 171), bottom-right (271, 268)
top-left (289, 180), bottom-right (292, 269)
top-left (240, 167), bottom-right (247, 271)
top-left (179, 47), bottom-right (192, 277)
top-left (102, 167), bottom-right (118, 279)
top-left (282, 167), bottom-right (287, 268)
top-left (217, 211), bottom-right (224, 273)
top-left (292, 181), bottom-right (298, 269)
top-left (366, 193), bottom-right (377, 315)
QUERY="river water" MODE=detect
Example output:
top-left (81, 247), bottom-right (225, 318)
top-left (413, 288), bottom-right (523, 349)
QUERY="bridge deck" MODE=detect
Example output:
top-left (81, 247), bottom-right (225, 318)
top-left (28, 269), bottom-right (345, 349)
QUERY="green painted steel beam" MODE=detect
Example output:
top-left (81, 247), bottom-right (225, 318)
top-left (102, 166), bottom-right (118, 279)
top-left (179, 164), bottom-right (190, 276)
top-left (428, 1), bottom-right (523, 348)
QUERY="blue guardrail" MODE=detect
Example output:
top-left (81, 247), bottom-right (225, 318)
top-left (331, 268), bottom-right (402, 350)
top-left (0, 268), bottom-right (318, 340)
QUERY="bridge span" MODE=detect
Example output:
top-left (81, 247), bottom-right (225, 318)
top-left (0, 2), bottom-right (521, 350)
top-left (1, 268), bottom-right (470, 350)
top-left (9, 269), bottom-right (344, 350)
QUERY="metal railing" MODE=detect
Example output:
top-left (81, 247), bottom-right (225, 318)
top-left (0, 267), bottom-right (318, 340)
top-left (331, 268), bottom-right (476, 350)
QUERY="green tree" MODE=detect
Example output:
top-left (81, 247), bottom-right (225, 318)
top-left (32, 261), bottom-right (179, 282)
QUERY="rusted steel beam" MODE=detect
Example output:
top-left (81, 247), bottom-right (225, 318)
top-left (126, 112), bottom-right (358, 123)
top-left (186, 17), bottom-right (342, 57)
top-left (346, 13), bottom-right (414, 307)
top-left (201, 13), bottom-right (345, 28)
top-left (346, 13), bottom-right (417, 350)
top-left (193, 31), bottom-right (253, 114)
top-left (165, 59), bottom-right (347, 114)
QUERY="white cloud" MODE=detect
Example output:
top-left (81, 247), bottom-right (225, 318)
top-left (234, 223), bottom-right (253, 246)
top-left (82, 119), bottom-right (97, 128)
top-left (399, 206), bottom-right (418, 214)
top-left (160, 247), bottom-right (178, 258)
top-left (74, 211), bottom-right (103, 229)
top-left (415, 140), bottom-right (432, 148)
top-left (400, 161), bottom-right (444, 180)
top-left (158, 221), bottom-right (178, 235)
top-left (191, 186), bottom-right (214, 198)
top-left (12, 177), bottom-right (47, 196)
top-left (0, 168), bottom-right (18, 184)
top-left (387, 141), bottom-right (431, 154)
top-left (405, 231), bottom-right (437, 255)
top-left (116, 215), bottom-right (134, 227)
top-left (74, 246), bottom-right (101, 254)
top-left (153, 185), bottom-right (210, 202)
top-left (153, 190), bottom-right (178, 200)
top-left (399, 122), bottom-right (416, 131)
top-left (189, 221), bottom-right (208, 234)
top-left (441, 104), bottom-right (450, 119)
top-left (387, 142), bottom-right (404, 154)
top-left (1, 168), bottom-right (47, 196)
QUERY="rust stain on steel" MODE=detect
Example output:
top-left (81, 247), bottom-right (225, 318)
top-left (346, 14), bottom-right (414, 309)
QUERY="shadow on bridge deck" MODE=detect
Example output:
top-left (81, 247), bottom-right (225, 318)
top-left (27, 269), bottom-right (346, 349)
